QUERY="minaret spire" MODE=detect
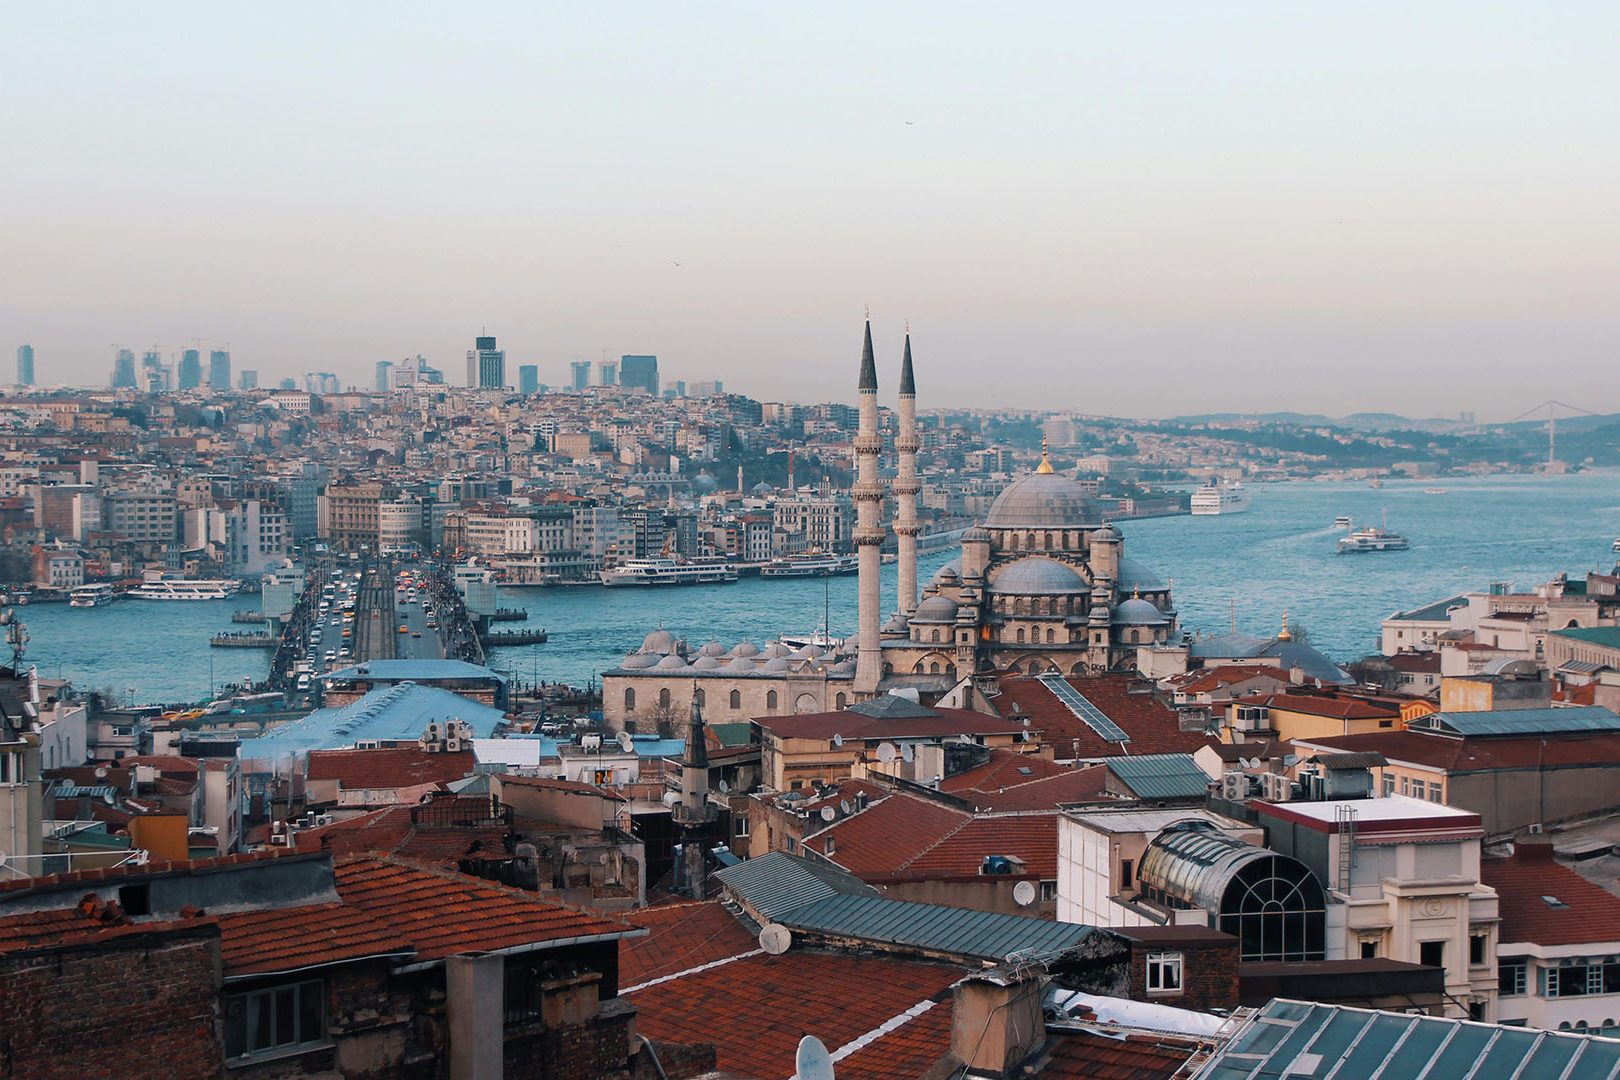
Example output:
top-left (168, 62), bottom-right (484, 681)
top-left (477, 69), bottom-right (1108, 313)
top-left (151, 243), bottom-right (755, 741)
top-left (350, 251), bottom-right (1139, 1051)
top-left (894, 329), bottom-right (921, 618)
top-left (853, 317), bottom-right (885, 696)
top-left (858, 318), bottom-right (878, 392)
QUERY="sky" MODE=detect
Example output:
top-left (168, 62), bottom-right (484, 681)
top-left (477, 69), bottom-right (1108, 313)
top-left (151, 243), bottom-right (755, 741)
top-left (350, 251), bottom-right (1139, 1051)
top-left (3, 3), bottom-right (1618, 418)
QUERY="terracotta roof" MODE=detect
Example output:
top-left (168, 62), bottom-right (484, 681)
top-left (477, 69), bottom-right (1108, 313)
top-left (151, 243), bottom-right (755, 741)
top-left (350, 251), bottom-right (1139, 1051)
top-left (1484, 847), bottom-right (1620, 948)
top-left (0, 848), bottom-right (298, 895)
top-left (0, 900), bottom-right (214, 956)
top-left (940, 749), bottom-right (1070, 793)
top-left (994, 674), bottom-right (1218, 759)
top-left (294, 804), bottom-right (510, 863)
top-left (628, 951), bottom-right (962, 1079)
top-left (952, 764), bottom-right (1110, 813)
top-left (754, 706), bottom-right (1027, 742)
top-left (1168, 666), bottom-right (1293, 695)
top-left (1043, 1028), bottom-right (1201, 1079)
top-left (810, 792), bottom-right (967, 875)
top-left (306, 748), bottom-right (475, 791)
top-left (905, 814), bottom-right (1060, 878)
top-left (619, 901), bottom-right (760, 987)
top-left (332, 854), bottom-right (631, 961)
top-left (835, 996), bottom-right (952, 1080)
top-left (496, 775), bottom-right (628, 801)
top-left (1297, 729), bottom-right (1620, 774)
top-left (1254, 692), bottom-right (1401, 720)
top-left (214, 901), bottom-right (408, 977)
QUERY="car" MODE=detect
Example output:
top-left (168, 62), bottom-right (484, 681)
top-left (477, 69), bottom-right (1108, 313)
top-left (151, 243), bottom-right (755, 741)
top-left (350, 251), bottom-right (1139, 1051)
top-left (412, 631), bottom-right (421, 638)
top-left (399, 625), bottom-right (409, 633)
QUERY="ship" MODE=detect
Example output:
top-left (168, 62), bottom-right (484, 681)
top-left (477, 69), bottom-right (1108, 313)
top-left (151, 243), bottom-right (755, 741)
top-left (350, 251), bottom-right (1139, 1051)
top-left (1333, 515), bottom-right (1353, 529)
top-left (759, 552), bottom-right (860, 578)
top-left (1190, 481), bottom-right (1253, 516)
top-left (1337, 522), bottom-right (1410, 554)
top-left (68, 583), bottom-right (121, 608)
top-left (128, 573), bottom-right (240, 601)
top-left (599, 557), bottom-right (738, 587)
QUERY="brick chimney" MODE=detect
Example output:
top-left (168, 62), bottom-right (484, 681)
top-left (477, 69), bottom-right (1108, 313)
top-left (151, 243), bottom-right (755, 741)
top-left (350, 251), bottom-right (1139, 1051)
top-left (950, 966), bottom-right (1046, 1077)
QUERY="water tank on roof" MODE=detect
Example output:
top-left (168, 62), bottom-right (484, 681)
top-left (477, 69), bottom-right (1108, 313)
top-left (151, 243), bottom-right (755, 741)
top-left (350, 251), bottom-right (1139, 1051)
top-left (981, 855), bottom-right (1015, 875)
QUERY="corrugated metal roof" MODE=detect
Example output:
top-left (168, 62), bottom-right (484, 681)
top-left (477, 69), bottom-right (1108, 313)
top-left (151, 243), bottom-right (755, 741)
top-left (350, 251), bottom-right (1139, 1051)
top-left (1195, 998), bottom-right (1620, 1080)
top-left (1104, 753), bottom-right (1211, 799)
top-left (241, 683), bottom-right (508, 760)
top-left (780, 893), bottom-right (1093, 962)
top-left (1412, 705), bottom-right (1620, 737)
top-left (711, 851), bottom-right (878, 922)
top-left (1552, 626), bottom-right (1620, 648)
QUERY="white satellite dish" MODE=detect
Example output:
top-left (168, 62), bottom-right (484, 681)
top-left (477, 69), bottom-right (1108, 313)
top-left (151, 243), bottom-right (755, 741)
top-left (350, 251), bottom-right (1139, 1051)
top-left (958, 734), bottom-right (972, 745)
top-left (759, 923), bottom-right (793, 956)
top-left (901, 743), bottom-right (914, 762)
top-left (820, 806), bottom-right (836, 822)
top-left (617, 731), bottom-right (634, 752)
top-left (1013, 880), bottom-right (1037, 907)
top-left (661, 791), bottom-right (680, 807)
top-left (718, 780), bottom-right (730, 794)
top-left (795, 1035), bottom-right (836, 1080)
top-left (876, 742), bottom-right (896, 764)
top-left (832, 733), bottom-right (843, 748)
top-left (839, 799), bottom-right (851, 815)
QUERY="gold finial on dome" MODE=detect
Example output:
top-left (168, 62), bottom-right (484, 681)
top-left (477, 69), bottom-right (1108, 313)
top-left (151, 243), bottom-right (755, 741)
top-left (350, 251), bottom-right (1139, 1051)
top-left (1035, 434), bottom-right (1054, 474)
top-left (1278, 610), bottom-right (1292, 641)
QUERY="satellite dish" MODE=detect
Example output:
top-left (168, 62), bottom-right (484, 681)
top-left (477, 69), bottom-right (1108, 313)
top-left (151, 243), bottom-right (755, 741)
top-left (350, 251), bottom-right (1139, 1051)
top-left (795, 1035), bottom-right (836, 1080)
top-left (820, 806), bottom-right (836, 822)
top-left (959, 734), bottom-right (972, 745)
top-left (617, 731), bottom-right (634, 752)
top-left (1013, 880), bottom-right (1037, 907)
top-left (876, 742), bottom-right (896, 764)
top-left (718, 780), bottom-right (730, 794)
top-left (661, 791), bottom-right (680, 807)
top-left (759, 923), bottom-right (793, 956)
top-left (1242, 757), bottom-right (1259, 769)
top-left (901, 743), bottom-right (914, 763)
top-left (832, 733), bottom-right (843, 748)
top-left (839, 799), bottom-right (851, 815)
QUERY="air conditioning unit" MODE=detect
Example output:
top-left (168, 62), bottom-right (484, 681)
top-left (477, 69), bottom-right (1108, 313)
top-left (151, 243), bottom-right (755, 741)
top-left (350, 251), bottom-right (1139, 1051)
top-left (1264, 773), bottom-right (1293, 802)
top-left (425, 722), bottom-right (442, 740)
top-left (445, 737), bottom-right (463, 752)
top-left (1528, 823), bottom-right (1544, 835)
top-left (315, 814), bottom-right (333, 827)
top-left (1220, 772), bottom-right (1247, 802)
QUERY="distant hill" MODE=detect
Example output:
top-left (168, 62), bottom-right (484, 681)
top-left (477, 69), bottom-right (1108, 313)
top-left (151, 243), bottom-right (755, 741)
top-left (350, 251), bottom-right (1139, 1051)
top-left (1169, 411), bottom-right (1468, 434)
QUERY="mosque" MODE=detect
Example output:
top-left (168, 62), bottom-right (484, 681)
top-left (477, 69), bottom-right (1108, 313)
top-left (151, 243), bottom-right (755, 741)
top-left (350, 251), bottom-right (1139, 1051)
top-left (600, 322), bottom-right (1178, 735)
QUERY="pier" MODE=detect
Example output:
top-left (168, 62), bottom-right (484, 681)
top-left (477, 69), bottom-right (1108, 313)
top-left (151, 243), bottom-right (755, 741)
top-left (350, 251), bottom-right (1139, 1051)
top-left (480, 628), bottom-right (548, 647)
top-left (211, 631), bottom-right (277, 647)
top-left (230, 610), bottom-right (267, 624)
top-left (490, 607), bottom-right (528, 622)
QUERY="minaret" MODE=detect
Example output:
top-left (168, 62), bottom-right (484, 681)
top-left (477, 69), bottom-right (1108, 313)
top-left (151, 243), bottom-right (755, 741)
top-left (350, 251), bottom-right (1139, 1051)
top-left (894, 331), bottom-right (921, 617)
top-left (853, 319), bottom-right (885, 696)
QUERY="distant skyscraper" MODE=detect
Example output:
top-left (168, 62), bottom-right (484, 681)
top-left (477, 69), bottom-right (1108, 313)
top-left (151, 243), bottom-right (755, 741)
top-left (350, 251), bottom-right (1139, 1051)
top-left (239, 370), bottom-right (258, 390)
top-left (375, 360), bottom-right (394, 392)
top-left (15, 344), bottom-right (34, 386)
top-left (570, 360), bottom-right (592, 391)
top-left (111, 348), bottom-right (137, 388)
top-left (619, 355), bottom-right (659, 395)
top-left (466, 335), bottom-right (505, 388)
top-left (140, 349), bottom-right (166, 392)
top-left (179, 349), bottom-right (202, 389)
top-left (208, 349), bottom-right (231, 389)
top-left (279, 378), bottom-right (297, 390)
top-left (518, 364), bottom-right (540, 394)
top-left (689, 379), bottom-right (724, 397)
top-left (598, 359), bottom-right (618, 387)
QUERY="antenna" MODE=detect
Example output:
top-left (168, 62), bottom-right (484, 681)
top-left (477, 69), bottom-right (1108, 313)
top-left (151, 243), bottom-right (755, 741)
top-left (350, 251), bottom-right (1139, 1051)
top-left (1013, 880), bottom-right (1037, 906)
top-left (831, 733), bottom-right (843, 748)
top-left (795, 1035), bottom-right (836, 1080)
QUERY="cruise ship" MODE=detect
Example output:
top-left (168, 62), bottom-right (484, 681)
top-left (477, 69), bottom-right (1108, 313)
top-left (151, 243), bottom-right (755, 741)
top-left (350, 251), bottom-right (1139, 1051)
top-left (128, 576), bottom-right (240, 601)
top-left (1190, 481), bottom-right (1253, 516)
top-left (759, 552), bottom-right (860, 578)
top-left (1337, 523), bottom-right (1410, 554)
top-left (68, 583), bottom-right (121, 608)
top-left (600, 557), bottom-right (738, 587)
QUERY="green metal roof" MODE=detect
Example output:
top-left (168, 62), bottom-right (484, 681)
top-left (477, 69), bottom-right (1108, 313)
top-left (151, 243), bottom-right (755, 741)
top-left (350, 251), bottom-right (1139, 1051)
top-left (1104, 753), bottom-right (1212, 799)
top-left (1552, 625), bottom-right (1620, 649)
top-left (1410, 705), bottom-right (1620, 737)
top-left (711, 851), bottom-right (878, 922)
top-left (1195, 999), bottom-right (1620, 1080)
top-left (780, 893), bottom-right (1094, 962)
top-left (707, 722), bottom-right (755, 747)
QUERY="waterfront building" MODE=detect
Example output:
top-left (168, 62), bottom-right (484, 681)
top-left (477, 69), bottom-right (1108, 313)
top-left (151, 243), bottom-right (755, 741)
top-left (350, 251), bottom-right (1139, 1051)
top-left (178, 348), bottom-right (202, 389)
top-left (15, 343), bottom-right (34, 386)
top-left (103, 490), bottom-right (180, 547)
top-left (110, 348), bottom-right (137, 389)
top-left (207, 348), bottom-right (230, 389)
top-left (518, 363), bottom-right (539, 394)
top-left (224, 498), bottom-right (288, 575)
top-left (466, 334), bottom-right (505, 389)
top-left (619, 354), bottom-right (658, 395)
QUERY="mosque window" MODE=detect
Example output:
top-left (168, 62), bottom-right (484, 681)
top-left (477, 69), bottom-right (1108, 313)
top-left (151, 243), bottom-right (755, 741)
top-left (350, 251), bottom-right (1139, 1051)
top-left (767, 690), bottom-right (778, 709)
top-left (1026, 532), bottom-right (1036, 550)
top-left (836, 693), bottom-right (847, 709)
top-left (1017, 628), bottom-right (1026, 643)
top-left (729, 690), bottom-right (741, 710)
top-left (1044, 532), bottom-right (1053, 550)
top-left (624, 688), bottom-right (635, 711)
top-left (659, 688), bottom-right (671, 709)
top-left (930, 662), bottom-right (941, 674)
top-left (1046, 628), bottom-right (1055, 643)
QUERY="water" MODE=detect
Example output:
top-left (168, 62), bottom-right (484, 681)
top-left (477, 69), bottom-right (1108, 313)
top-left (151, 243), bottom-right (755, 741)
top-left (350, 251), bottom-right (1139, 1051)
top-left (21, 471), bottom-right (1619, 701)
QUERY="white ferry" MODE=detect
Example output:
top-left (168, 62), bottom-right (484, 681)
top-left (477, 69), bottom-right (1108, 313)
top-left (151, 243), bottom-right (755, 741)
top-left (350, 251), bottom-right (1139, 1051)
top-left (1190, 481), bottom-right (1252, 516)
top-left (1333, 515), bottom-right (1353, 529)
top-left (68, 583), bottom-right (122, 608)
top-left (759, 552), bottom-right (860, 578)
top-left (600, 557), bottom-right (738, 587)
top-left (1338, 524), bottom-right (1410, 554)
top-left (128, 575), bottom-right (240, 601)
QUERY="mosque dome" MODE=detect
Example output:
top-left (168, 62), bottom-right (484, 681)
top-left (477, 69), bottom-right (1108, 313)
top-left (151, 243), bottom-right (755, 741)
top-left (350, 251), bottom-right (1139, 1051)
top-left (654, 654), bottom-right (691, 671)
top-left (912, 595), bottom-right (961, 623)
top-left (991, 557), bottom-right (1087, 595)
top-left (1114, 597), bottom-right (1169, 626)
top-left (1116, 558), bottom-right (1165, 593)
top-left (730, 641), bottom-right (761, 658)
top-left (723, 656), bottom-right (755, 674)
top-left (691, 656), bottom-right (722, 671)
top-left (962, 526), bottom-right (992, 543)
top-left (696, 641), bottom-right (727, 657)
top-left (763, 657), bottom-right (791, 673)
top-left (883, 613), bottom-right (910, 634)
top-left (762, 642), bottom-right (793, 658)
top-left (619, 652), bottom-right (659, 670)
top-left (1091, 522), bottom-right (1122, 543)
top-left (641, 628), bottom-right (679, 654)
top-left (985, 472), bottom-right (1099, 530)
top-left (932, 560), bottom-right (961, 585)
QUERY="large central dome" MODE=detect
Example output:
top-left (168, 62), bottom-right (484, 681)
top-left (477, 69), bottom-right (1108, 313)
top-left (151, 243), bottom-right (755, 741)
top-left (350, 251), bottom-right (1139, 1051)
top-left (984, 472), bottom-right (1100, 529)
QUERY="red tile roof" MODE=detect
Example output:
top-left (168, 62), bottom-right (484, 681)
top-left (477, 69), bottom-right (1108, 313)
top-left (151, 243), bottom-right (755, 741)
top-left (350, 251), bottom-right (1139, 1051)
top-left (629, 951), bottom-right (962, 1080)
top-left (0, 901), bottom-right (214, 956)
top-left (1167, 666), bottom-right (1293, 696)
top-left (940, 749), bottom-right (1070, 793)
top-left (0, 848), bottom-right (299, 895)
top-left (993, 674), bottom-right (1219, 759)
top-left (306, 748), bottom-right (475, 791)
top-left (905, 814), bottom-right (1060, 878)
top-left (1296, 729), bottom-right (1620, 773)
top-left (835, 996), bottom-right (952, 1080)
top-left (949, 764), bottom-right (1110, 813)
top-left (1255, 692), bottom-right (1401, 720)
top-left (294, 804), bottom-right (509, 863)
top-left (619, 901), bottom-right (760, 987)
top-left (1484, 846), bottom-right (1620, 947)
top-left (214, 901), bottom-right (407, 977)
top-left (1043, 1028), bottom-right (1201, 1079)
top-left (755, 707), bottom-right (1027, 742)
top-left (810, 792), bottom-right (968, 874)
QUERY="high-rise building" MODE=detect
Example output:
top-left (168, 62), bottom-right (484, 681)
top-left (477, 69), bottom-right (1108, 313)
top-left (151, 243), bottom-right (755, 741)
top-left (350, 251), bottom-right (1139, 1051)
top-left (518, 364), bottom-right (540, 394)
top-left (111, 348), bottom-right (137, 388)
top-left (619, 355), bottom-right (659, 395)
top-left (140, 349), bottom-right (168, 392)
top-left (179, 349), bottom-right (202, 389)
top-left (15, 344), bottom-right (34, 386)
top-left (375, 360), bottom-right (394, 392)
top-left (598, 360), bottom-right (618, 387)
top-left (466, 335), bottom-right (505, 389)
top-left (208, 349), bottom-right (231, 389)
top-left (279, 377), bottom-right (297, 390)
top-left (239, 370), bottom-right (258, 390)
top-left (570, 360), bottom-right (592, 391)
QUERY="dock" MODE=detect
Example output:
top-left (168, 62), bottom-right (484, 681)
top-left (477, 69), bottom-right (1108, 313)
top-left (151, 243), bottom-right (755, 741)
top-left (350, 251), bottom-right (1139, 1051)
top-left (211, 631), bottom-right (277, 648)
top-left (480, 628), bottom-right (548, 647)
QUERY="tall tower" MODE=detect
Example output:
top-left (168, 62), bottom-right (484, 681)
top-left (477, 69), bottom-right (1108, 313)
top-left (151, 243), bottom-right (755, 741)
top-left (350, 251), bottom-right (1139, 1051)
top-left (894, 331), bottom-right (921, 617)
top-left (853, 319), bottom-right (885, 696)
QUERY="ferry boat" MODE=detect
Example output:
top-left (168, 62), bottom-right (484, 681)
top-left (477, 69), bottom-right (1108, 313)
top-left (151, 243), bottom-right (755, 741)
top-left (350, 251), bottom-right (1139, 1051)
top-left (1190, 481), bottom-right (1252, 516)
top-left (1337, 523), bottom-right (1410, 554)
top-left (1424, 488), bottom-right (1448, 495)
top-left (128, 575), bottom-right (240, 601)
top-left (1333, 515), bottom-right (1353, 529)
top-left (600, 557), bottom-right (738, 587)
top-left (68, 583), bottom-right (121, 608)
top-left (1612, 537), bottom-right (1620, 553)
top-left (759, 552), bottom-right (860, 578)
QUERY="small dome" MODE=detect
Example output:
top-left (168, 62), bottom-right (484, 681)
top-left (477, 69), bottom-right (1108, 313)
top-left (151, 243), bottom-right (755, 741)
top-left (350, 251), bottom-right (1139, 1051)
top-left (962, 526), bottom-right (992, 543)
top-left (791, 644), bottom-right (817, 659)
top-left (991, 557), bottom-right (1087, 595)
top-left (730, 641), bottom-right (760, 658)
top-left (1114, 598), bottom-right (1169, 626)
top-left (762, 642), bottom-right (792, 658)
top-left (912, 595), bottom-right (960, 623)
top-left (1091, 523), bottom-right (1121, 543)
top-left (985, 472), bottom-right (1099, 530)
top-left (1117, 558), bottom-right (1165, 592)
top-left (932, 560), bottom-right (961, 584)
top-left (697, 640), bottom-right (727, 657)
top-left (723, 656), bottom-right (755, 674)
top-left (641, 628), bottom-right (678, 654)
top-left (619, 652), bottom-right (659, 670)
top-left (691, 656), bottom-right (722, 670)
top-left (829, 660), bottom-right (856, 675)
top-left (763, 657), bottom-right (791, 673)
top-left (655, 653), bottom-right (691, 671)
top-left (883, 613), bottom-right (910, 634)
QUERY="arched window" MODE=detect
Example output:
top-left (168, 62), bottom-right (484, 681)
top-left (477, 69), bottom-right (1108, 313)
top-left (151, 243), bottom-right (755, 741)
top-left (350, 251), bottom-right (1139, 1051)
top-left (659, 688), bottom-right (671, 709)
top-left (1026, 532), bottom-right (1036, 550)
top-left (624, 688), bottom-right (635, 711)
top-left (1044, 532), bottom-right (1053, 550)
top-left (729, 689), bottom-right (741, 710)
top-left (932, 629), bottom-right (941, 643)
top-left (929, 662), bottom-right (941, 674)
top-left (767, 689), bottom-right (778, 709)
top-left (694, 689), bottom-right (706, 707)
top-left (1017, 628), bottom-right (1026, 643)
top-left (835, 693), bottom-right (847, 709)
top-left (1046, 628), bottom-right (1055, 643)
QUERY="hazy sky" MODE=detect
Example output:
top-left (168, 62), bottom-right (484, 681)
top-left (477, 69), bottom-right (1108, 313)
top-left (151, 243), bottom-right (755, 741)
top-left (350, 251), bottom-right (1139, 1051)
top-left (4, 4), bottom-right (1618, 418)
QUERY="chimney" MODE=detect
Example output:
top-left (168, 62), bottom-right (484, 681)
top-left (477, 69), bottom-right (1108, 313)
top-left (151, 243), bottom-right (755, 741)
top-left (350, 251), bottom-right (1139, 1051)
top-left (446, 953), bottom-right (504, 1080)
top-left (950, 966), bottom-right (1046, 1077)
top-left (1289, 665), bottom-right (1305, 686)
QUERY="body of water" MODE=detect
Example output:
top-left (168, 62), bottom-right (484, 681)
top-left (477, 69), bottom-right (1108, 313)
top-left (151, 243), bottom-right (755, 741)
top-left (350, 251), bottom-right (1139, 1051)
top-left (20, 471), bottom-right (1619, 702)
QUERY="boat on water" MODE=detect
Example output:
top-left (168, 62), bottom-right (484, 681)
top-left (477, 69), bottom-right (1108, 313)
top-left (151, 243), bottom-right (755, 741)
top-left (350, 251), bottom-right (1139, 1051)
top-left (1190, 481), bottom-right (1252, 516)
top-left (778, 629), bottom-right (845, 651)
top-left (1424, 488), bottom-right (1448, 495)
top-left (600, 557), bottom-right (738, 587)
top-left (1338, 522), bottom-right (1410, 554)
top-left (128, 574), bottom-right (240, 601)
top-left (1333, 515), bottom-right (1353, 528)
top-left (1613, 537), bottom-right (1620, 553)
top-left (1368, 478), bottom-right (1384, 488)
top-left (68, 583), bottom-right (122, 608)
top-left (759, 552), bottom-right (860, 578)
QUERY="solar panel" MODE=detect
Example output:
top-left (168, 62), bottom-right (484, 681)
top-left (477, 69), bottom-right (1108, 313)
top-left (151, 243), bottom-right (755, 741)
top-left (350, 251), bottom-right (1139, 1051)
top-left (1037, 673), bottom-right (1131, 743)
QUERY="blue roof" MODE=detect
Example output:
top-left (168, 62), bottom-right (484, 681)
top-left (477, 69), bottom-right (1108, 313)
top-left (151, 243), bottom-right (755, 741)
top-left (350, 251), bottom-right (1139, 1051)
top-left (241, 682), bottom-right (507, 760)
top-left (322, 659), bottom-right (507, 685)
top-left (1410, 705), bottom-right (1620, 737)
top-left (711, 851), bottom-right (879, 922)
top-left (1104, 753), bottom-right (1212, 799)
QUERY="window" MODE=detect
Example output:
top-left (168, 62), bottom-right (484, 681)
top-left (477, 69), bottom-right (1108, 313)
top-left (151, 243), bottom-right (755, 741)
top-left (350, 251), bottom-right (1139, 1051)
top-left (766, 690), bottom-right (778, 710)
top-left (1361, 939), bottom-right (1378, 959)
top-left (1499, 958), bottom-right (1528, 997)
top-left (224, 979), bottom-right (326, 1059)
top-left (659, 688), bottom-right (670, 709)
top-left (1470, 934), bottom-right (1488, 966)
top-left (835, 693), bottom-right (846, 709)
top-left (1120, 859), bottom-right (1134, 890)
top-left (693, 689), bottom-right (706, 707)
top-left (1428, 781), bottom-right (1444, 803)
top-left (1381, 773), bottom-right (1395, 797)
top-left (729, 689), bottom-right (741, 710)
top-left (1146, 952), bottom-right (1183, 995)
top-left (623, 688), bottom-right (635, 710)
top-left (1040, 881), bottom-right (1057, 902)
top-left (1420, 940), bottom-right (1445, 970)
top-left (1400, 776), bottom-right (1411, 797)
top-left (734, 816), bottom-right (749, 838)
